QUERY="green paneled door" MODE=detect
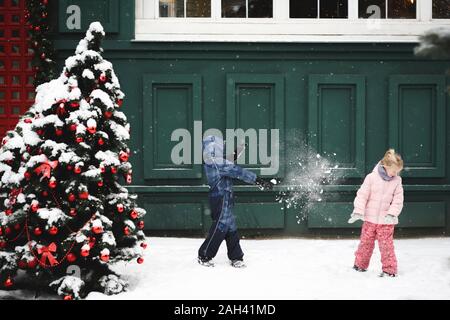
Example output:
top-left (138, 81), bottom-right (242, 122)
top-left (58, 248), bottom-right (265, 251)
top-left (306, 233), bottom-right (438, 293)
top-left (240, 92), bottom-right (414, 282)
top-left (389, 75), bottom-right (446, 178)
top-left (226, 74), bottom-right (285, 177)
top-left (308, 75), bottom-right (366, 178)
top-left (143, 74), bottom-right (202, 179)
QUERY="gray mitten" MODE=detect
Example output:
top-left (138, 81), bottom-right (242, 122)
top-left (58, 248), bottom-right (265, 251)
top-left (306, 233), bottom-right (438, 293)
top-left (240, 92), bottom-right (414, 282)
top-left (383, 214), bottom-right (396, 224)
top-left (348, 213), bottom-right (364, 224)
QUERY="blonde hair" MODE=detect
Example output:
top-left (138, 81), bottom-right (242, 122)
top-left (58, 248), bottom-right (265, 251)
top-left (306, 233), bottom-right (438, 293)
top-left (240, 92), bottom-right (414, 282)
top-left (380, 149), bottom-right (404, 170)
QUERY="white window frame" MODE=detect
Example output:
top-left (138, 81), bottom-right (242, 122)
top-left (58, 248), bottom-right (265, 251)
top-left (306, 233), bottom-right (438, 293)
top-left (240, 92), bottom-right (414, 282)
top-left (135, 0), bottom-right (450, 42)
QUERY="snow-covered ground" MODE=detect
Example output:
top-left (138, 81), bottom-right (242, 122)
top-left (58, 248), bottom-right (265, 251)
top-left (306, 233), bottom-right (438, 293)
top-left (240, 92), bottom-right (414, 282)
top-left (2, 237), bottom-right (450, 300)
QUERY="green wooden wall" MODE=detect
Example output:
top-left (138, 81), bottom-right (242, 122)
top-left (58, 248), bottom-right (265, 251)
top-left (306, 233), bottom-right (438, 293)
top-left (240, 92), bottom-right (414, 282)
top-left (49, 1), bottom-right (450, 236)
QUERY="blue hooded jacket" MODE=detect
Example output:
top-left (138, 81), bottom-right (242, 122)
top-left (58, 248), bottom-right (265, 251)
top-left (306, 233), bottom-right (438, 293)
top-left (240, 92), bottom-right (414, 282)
top-left (202, 135), bottom-right (257, 197)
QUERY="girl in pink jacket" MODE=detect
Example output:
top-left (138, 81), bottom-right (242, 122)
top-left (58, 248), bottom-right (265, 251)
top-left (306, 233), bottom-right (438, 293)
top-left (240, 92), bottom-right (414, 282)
top-left (348, 149), bottom-right (404, 277)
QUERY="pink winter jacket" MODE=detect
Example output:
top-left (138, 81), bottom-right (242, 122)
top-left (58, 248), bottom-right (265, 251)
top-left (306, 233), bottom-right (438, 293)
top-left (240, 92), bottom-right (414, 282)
top-left (353, 164), bottom-right (404, 225)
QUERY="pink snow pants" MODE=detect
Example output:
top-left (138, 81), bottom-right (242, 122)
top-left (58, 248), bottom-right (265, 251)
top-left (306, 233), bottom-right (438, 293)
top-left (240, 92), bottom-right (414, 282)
top-left (354, 221), bottom-right (398, 274)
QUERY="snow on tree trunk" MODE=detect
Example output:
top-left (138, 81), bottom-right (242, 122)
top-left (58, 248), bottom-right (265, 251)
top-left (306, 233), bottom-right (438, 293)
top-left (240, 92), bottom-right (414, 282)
top-left (0, 22), bottom-right (147, 300)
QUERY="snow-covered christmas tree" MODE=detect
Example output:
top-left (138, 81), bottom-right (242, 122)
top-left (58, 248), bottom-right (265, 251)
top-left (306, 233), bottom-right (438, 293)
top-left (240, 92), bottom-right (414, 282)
top-left (0, 22), bottom-right (146, 300)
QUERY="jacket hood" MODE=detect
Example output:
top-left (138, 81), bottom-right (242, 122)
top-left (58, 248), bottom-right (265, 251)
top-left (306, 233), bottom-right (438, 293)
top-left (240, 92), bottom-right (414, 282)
top-left (373, 162), bottom-right (397, 181)
top-left (203, 135), bottom-right (225, 164)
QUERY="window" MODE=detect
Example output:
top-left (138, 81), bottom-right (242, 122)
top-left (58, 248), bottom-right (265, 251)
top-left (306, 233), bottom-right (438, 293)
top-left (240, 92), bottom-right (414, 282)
top-left (137, 0), bottom-right (450, 42)
top-left (433, 0), bottom-right (450, 18)
top-left (159, 0), bottom-right (211, 17)
top-left (290, 0), bottom-right (348, 19)
top-left (222, 0), bottom-right (273, 18)
top-left (358, 0), bottom-right (416, 19)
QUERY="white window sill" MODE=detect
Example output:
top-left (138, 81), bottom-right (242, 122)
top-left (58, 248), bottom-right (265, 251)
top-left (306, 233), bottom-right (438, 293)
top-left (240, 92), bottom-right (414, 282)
top-left (134, 19), bottom-right (450, 43)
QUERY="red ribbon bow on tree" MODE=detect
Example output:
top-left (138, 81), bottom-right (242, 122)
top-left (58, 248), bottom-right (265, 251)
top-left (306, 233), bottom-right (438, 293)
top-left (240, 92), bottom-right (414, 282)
top-left (34, 160), bottom-right (59, 178)
top-left (9, 187), bottom-right (23, 205)
top-left (37, 242), bottom-right (58, 266)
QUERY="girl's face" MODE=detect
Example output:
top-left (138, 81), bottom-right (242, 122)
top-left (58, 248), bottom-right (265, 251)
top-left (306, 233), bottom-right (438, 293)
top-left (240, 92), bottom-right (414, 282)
top-left (385, 165), bottom-right (401, 177)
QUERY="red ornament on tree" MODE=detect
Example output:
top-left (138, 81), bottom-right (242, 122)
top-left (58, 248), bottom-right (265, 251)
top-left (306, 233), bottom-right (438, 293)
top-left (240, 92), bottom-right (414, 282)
top-left (67, 164), bottom-right (73, 171)
top-left (137, 257), bottom-right (144, 264)
top-left (34, 227), bottom-right (42, 236)
top-left (31, 201), bottom-right (39, 212)
top-left (66, 253), bottom-right (76, 263)
top-left (123, 226), bottom-right (130, 235)
top-left (28, 258), bottom-right (38, 269)
top-left (49, 178), bottom-right (57, 189)
top-left (36, 129), bottom-right (44, 136)
top-left (100, 253), bottom-right (109, 262)
top-left (111, 166), bottom-right (117, 174)
top-left (141, 242), bottom-right (148, 250)
top-left (70, 101), bottom-right (79, 108)
top-left (98, 138), bottom-right (105, 146)
top-left (104, 111), bottom-right (113, 118)
top-left (69, 208), bottom-right (77, 217)
top-left (97, 180), bottom-right (103, 187)
top-left (130, 210), bottom-right (138, 220)
top-left (76, 136), bottom-right (84, 143)
top-left (40, 53), bottom-right (46, 59)
top-left (4, 277), bottom-right (13, 288)
top-left (64, 295), bottom-right (73, 301)
top-left (119, 151), bottom-right (129, 162)
top-left (42, 0), bottom-right (49, 5)
top-left (137, 221), bottom-right (144, 230)
top-left (0, 241), bottom-right (6, 249)
top-left (87, 127), bottom-right (96, 134)
top-left (14, 223), bottom-right (21, 231)
top-left (57, 104), bottom-right (66, 116)
top-left (126, 173), bottom-right (132, 184)
top-left (56, 128), bottom-right (63, 136)
top-left (74, 166), bottom-right (82, 174)
top-left (42, 190), bottom-right (48, 197)
top-left (92, 226), bottom-right (103, 234)
top-left (117, 99), bottom-right (123, 107)
top-left (4, 227), bottom-right (11, 235)
top-left (100, 165), bottom-right (106, 173)
top-left (81, 246), bottom-right (90, 257)
top-left (49, 226), bottom-right (58, 236)
top-left (24, 118), bottom-right (32, 124)
top-left (69, 124), bottom-right (77, 131)
top-left (5, 209), bottom-right (12, 216)
top-left (34, 26), bottom-right (40, 31)
top-left (68, 193), bottom-right (76, 202)
top-left (79, 191), bottom-right (89, 200)
top-left (24, 171), bottom-right (31, 180)
top-left (117, 204), bottom-right (124, 213)
top-left (99, 73), bottom-right (107, 82)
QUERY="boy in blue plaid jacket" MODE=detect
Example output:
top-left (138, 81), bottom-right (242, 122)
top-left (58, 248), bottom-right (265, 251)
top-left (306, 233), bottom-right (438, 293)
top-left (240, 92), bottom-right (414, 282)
top-left (198, 135), bottom-right (273, 268)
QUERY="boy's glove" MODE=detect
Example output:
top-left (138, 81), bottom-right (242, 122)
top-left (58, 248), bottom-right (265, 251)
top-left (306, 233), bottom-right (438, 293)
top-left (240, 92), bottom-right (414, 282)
top-left (348, 213), bottom-right (364, 224)
top-left (383, 214), bottom-right (396, 224)
top-left (255, 178), bottom-right (275, 191)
